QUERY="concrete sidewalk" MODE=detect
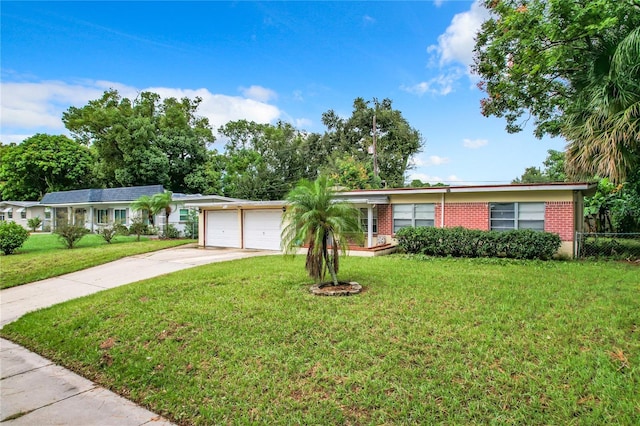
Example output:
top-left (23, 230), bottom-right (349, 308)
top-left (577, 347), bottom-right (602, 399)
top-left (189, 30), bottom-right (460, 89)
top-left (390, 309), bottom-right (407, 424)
top-left (1, 246), bottom-right (276, 424)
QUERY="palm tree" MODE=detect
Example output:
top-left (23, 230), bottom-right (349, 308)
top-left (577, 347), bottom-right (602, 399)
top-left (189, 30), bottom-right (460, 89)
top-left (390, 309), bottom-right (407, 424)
top-left (131, 195), bottom-right (155, 226)
top-left (151, 191), bottom-right (173, 236)
top-left (131, 191), bottom-right (173, 235)
top-left (564, 26), bottom-right (640, 183)
top-left (281, 175), bottom-right (363, 286)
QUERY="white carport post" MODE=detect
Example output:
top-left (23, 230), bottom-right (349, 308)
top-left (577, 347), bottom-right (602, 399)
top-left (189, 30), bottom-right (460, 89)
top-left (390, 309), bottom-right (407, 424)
top-left (367, 205), bottom-right (374, 248)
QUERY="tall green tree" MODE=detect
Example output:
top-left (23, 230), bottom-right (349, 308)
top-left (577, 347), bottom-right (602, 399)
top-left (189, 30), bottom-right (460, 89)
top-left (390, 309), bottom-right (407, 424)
top-left (474, 0), bottom-right (640, 182)
top-left (216, 120), bottom-right (317, 200)
top-left (281, 176), bottom-right (363, 286)
top-left (512, 149), bottom-right (568, 183)
top-left (0, 134), bottom-right (94, 200)
top-left (63, 90), bottom-right (214, 192)
top-left (321, 98), bottom-right (423, 188)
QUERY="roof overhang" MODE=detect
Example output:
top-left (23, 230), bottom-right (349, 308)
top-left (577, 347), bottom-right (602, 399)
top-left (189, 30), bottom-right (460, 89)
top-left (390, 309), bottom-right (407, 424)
top-left (338, 182), bottom-right (597, 197)
top-left (188, 200), bottom-right (285, 210)
top-left (334, 195), bottom-right (389, 204)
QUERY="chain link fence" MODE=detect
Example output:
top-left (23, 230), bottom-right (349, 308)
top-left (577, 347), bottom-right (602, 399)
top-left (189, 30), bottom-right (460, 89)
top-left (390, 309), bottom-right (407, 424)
top-left (576, 233), bottom-right (640, 260)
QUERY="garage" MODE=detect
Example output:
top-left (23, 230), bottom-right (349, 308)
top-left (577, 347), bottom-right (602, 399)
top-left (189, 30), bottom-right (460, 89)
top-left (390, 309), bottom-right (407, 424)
top-left (206, 210), bottom-right (240, 248)
top-left (243, 209), bottom-right (283, 250)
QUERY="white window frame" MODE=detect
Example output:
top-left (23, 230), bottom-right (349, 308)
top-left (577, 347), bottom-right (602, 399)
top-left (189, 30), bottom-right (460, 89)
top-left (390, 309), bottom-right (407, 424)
top-left (489, 202), bottom-right (545, 231)
top-left (359, 208), bottom-right (378, 234)
top-left (20, 211), bottom-right (27, 219)
top-left (393, 204), bottom-right (435, 233)
top-left (114, 209), bottom-right (127, 224)
top-left (179, 208), bottom-right (189, 222)
top-left (96, 209), bottom-right (109, 224)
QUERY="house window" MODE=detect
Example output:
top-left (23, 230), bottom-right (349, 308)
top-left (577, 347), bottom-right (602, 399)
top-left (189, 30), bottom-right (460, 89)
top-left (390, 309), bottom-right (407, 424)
top-left (393, 204), bottom-right (435, 233)
top-left (0, 213), bottom-right (4, 221)
top-left (7, 210), bottom-right (13, 219)
top-left (179, 208), bottom-right (189, 222)
top-left (20, 211), bottom-right (27, 219)
top-left (45, 209), bottom-right (51, 219)
top-left (114, 209), bottom-right (127, 224)
top-left (490, 202), bottom-right (545, 231)
top-left (96, 209), bottom-right (108, 224)
top-left (360, 208), bottom-right (378, 233)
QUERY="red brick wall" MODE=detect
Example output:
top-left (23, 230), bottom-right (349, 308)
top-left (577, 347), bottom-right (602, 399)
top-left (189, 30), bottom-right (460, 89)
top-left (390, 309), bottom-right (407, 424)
top-left (443, 202), bottom-right (489, 230)
top-left (377, 204), bottom-right (393, 235)
top-left (545, 201), bottom-right (574, 241)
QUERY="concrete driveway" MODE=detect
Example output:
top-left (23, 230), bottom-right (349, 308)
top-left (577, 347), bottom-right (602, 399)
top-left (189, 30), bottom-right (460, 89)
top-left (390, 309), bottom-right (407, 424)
top-left (1, 245), bottom-right (277, 424)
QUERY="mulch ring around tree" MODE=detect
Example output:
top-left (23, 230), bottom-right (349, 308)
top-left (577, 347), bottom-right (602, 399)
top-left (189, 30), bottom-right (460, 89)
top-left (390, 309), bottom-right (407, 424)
top-left (310, 281), bottom-right (362, 296)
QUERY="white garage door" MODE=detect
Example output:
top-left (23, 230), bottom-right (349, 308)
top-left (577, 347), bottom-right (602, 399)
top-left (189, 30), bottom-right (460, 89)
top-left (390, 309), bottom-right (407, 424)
top-left (206, 211), bottom-right (240, 248)
top-left (243, 210), bottom-right (283, 251)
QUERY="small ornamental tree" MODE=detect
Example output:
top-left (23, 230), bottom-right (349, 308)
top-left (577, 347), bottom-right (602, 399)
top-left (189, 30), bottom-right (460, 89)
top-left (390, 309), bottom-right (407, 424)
top-left (0, 221), bottom-right (30, 255)
top-left (281, 175), bottom-right (363, 286)
top-left (27, 216), bottom-right (43, 232)
top-left (129, 217), bottom-right (147, 241)
top-left (54, 223), bottom-right (89, 249)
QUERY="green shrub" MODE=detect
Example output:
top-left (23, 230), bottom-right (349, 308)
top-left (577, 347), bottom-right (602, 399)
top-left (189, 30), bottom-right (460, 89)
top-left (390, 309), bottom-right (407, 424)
top-left (161, 224), bottom-right (181, 239)
top-left (183, 209), bottom-right (199, 239)
top-left (27, 216), bottom-right (42, 232)
top-left (396, 226), bottom-right (561, 260)
top-left (54, 224), bottom-right (90, 249)
top-left (0, 222), bottom-right (30, 255)
top-left (129, 217), bottom-right (148, 241)
top-left (98, 224), bottom-right (118, 244)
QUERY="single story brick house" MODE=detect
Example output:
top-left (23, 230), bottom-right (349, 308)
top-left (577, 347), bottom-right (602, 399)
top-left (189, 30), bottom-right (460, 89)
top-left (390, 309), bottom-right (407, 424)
top-left (39, 185), bottom-right (239, 234)
top-left (0, 201), bottom-right (47, 230)
top-left (192, 182), bottom-right (597, 257)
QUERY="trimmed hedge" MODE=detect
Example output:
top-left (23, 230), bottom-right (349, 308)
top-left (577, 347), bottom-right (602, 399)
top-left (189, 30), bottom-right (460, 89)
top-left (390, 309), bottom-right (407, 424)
top-left (396, 226), bottom-right (561, 260)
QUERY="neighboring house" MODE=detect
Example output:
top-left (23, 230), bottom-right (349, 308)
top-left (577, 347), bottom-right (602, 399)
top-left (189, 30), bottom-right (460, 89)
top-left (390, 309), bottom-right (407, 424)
top-left (39, 185), bottom-right (241, 235)
top-left (40, 185), bottom-right (165, 232)
top-left (192, 182), bottom-right (597, 257)
top-left (0, 201), bottom-right (47, 230)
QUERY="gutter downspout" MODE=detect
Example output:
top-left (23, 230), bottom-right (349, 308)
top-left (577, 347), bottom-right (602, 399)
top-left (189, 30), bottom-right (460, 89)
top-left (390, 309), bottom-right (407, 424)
top-left (367, 205), bottom-right (373, 248)
top-left (441, 192), bottom-right (445, 228)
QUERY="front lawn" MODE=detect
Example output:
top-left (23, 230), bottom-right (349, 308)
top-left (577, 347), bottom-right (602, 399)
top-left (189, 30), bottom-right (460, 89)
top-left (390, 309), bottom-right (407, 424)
top-left (1, 256), bottom-right (638, 424)
top-left (1, 233), bottom-right (193, 289)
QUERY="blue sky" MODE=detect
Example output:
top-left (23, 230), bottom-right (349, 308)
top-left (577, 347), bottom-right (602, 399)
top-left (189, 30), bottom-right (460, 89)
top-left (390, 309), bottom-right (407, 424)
top-left (1, 1), bottom-right (565, 185)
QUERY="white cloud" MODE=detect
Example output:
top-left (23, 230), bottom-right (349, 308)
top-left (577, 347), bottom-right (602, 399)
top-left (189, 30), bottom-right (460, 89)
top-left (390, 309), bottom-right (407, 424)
top-left (407, 172), bottom-right (463, 185)
top-left (409, 155), bottom-right (450, 167)
top-left (428, 0), bottom-right (490, 69)
top-left (401, 69), bottom-right (463, 96)
top-left (146, 86), bottom-right (281, 130)
top-left (363, 15), bottom-right (376, 25)
top-left (462, 138), bottom-right (488, 149)
top-left (295, 118), bottom-right (313, 130)
top-left (0, 78), bottom-right (282, 140)
top-left (239, 85), bottom-right (278, 102)
top-left (433, 0), bottom-right (445, 6)
top-left (0, 134), bottom-right (36, 144)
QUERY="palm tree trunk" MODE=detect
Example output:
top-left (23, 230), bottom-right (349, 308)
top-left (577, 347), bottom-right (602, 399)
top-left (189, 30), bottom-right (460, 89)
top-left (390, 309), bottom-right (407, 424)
top-left (323, 235), bottom-right (339, 286)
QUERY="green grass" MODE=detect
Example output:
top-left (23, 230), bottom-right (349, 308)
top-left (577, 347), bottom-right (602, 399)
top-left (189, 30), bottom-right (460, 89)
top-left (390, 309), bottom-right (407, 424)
top-left (1, 233), bottom-right (193, 289)
top-left (1, 256), bottom-right (638, 424)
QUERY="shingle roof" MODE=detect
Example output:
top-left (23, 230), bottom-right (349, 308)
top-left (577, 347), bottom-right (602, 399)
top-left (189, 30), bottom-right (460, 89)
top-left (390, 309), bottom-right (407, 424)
top-left (40, 185), bottom-right (165, 205)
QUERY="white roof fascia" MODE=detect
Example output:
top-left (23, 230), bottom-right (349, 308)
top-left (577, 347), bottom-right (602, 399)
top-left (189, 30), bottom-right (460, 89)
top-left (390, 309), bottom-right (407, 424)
top-left (337, 188), bottom-right (449, 197)
top-left (188, 200), bottom-right (285, 209)
top-left (174, 194), bottom-right (247, 203)
top-left (449, 183), bottom-right (597, 193)
top-left (335, 196), bottom-right (390, 204)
